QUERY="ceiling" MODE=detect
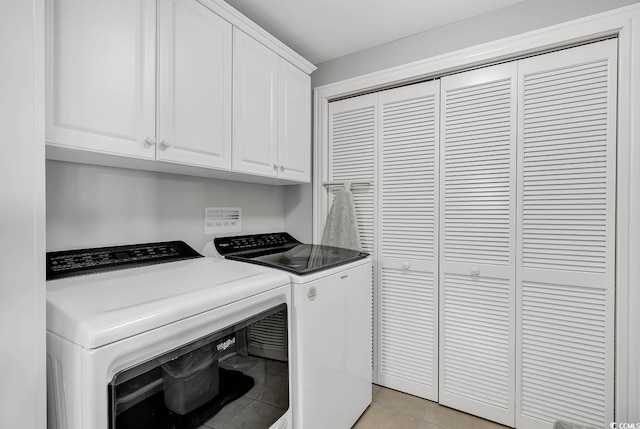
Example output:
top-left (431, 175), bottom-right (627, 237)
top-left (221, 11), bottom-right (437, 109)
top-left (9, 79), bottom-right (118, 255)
top-left (223, 0), bottom-right (527, 64)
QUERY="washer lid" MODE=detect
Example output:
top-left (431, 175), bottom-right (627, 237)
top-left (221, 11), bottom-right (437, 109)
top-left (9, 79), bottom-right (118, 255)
top-left (46, 257), bottom-right (289, 349)
top-left (213, 233), bottom-right (369, 275)
top-left (227, 244), bottom-right (369, 275)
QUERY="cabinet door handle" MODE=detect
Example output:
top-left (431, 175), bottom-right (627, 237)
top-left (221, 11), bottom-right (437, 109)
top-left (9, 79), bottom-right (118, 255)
top-left (280, 165), bottom-right (285, 172)
top-left (145, 137), bottom-right (157, 146)
top-left (160, 139), bottom-right (172, 149)
top-left (470, 266), bottom-right (480, 276)
top-left (402, 261), bottom-right (411, 270)
top-left (273, 164), bottom-right (280, 170)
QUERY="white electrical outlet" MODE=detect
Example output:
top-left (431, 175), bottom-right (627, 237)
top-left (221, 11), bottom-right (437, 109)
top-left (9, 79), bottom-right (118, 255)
top-left (204, 207), bottom-right (241, 234)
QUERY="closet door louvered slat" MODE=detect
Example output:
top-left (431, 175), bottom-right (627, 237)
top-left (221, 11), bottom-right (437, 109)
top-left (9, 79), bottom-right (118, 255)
top-left (439, 63), bottom-right (517, 427)
top-left (328, 94), bottom-right (378, 378)
top-left (516, 39), bottom-right (617, 429)
top-left (328, 95), bottom-right (377, 254)
top-left (377, 82), bottom-right (439, 400)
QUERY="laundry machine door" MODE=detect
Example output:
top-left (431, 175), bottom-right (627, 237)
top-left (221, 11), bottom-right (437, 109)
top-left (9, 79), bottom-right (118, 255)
top-left (48, 285), bottom-right (292, 429)
top-left (108, 303), bottom-right (291, 429)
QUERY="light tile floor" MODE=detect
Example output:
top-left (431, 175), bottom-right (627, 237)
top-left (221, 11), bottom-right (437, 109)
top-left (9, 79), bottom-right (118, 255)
top-left (353, 385), bottom-right (511, 429)
top-left (195, 366), bottom-right (510, 429)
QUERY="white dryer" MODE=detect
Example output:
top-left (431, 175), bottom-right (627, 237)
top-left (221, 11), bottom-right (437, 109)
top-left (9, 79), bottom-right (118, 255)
top-left (204, 232), bottom-right (373, 429)
top-left (46, 240), bottom-right (293, 429)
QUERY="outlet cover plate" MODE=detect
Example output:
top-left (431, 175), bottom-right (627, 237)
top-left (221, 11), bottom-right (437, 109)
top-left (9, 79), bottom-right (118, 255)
top-left (204, 207), bottom-right (241, 234)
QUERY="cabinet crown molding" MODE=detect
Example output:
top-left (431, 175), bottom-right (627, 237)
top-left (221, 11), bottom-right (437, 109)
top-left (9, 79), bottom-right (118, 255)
top-left (196, 0), bottom-right (316, 74)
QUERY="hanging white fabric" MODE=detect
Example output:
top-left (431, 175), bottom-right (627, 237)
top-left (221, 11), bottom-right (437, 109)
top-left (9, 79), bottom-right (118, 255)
top-left (321, 181), bottom-right (362, 251)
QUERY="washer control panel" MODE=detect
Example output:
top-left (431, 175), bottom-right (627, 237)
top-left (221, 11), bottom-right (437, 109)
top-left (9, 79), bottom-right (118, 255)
top-left (214, 232), bottom-right (300, 256)
top-left (46, 241), bottom-right (202, 280)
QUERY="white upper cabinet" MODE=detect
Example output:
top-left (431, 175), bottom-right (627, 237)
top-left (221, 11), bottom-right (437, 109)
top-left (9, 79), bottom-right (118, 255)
top-left (157, 0), bottom-right (232, 169)
top-left (46, 0), bottom-right (156, 159)
top-left (46, 0), bottom-right (314, 183)
top-left (233, 29), bottom-right (311, 182)
top-left (277, 59), bottom-right (311, 182)
top-left (46, 0), bottom-right (231, 169)
top-left (233, 29), bottom-right (279, 177)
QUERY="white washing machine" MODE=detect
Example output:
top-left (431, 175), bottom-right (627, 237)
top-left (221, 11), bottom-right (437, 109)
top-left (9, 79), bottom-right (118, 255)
top-left (46, 240), bottom-right (293, 429)
top-left (204, 232), bottom-right (373, 429)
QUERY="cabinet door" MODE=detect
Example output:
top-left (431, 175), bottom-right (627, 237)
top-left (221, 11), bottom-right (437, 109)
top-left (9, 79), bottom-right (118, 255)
top-left (46, 0), bottom-right (156, 159)
top-left (377, 82), bottom-right (439, 401)
top-left (515, 39), bottom-right (617, 429)
top-left (277, 59), bottom-right (311, 182)
top-left (157, 0), bottom-right (232, 169)
top-left (233, 29), bottom-right (278, 177)
top-left (439, 63), bottom-right (517, 426)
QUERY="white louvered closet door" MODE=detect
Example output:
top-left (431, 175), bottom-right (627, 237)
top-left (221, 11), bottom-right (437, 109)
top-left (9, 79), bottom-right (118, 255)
top-left (328, 94), bottom-right (378, 378)
top-left (328, 95), bottom-right (377, 254)
top-left (377, 82), bottom-right (440, 400)
top-left (439, 63), bottom-right (517, 426)
top-left (516, 40), bottom-right (617, 429)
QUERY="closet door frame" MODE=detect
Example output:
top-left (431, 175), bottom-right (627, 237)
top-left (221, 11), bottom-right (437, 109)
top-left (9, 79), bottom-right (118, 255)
top-left (314, 5), bottom-right (640, 420)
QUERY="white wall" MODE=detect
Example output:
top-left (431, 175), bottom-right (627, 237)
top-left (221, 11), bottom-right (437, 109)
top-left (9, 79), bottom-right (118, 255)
top-left (312, 0), bottom-right (640, 87)
top-left (0, 0), bottom-right (46, 428)
top-left (47, 161), bottom-right (287, 252)
top-left (284, 184), bottom-right (313, 242)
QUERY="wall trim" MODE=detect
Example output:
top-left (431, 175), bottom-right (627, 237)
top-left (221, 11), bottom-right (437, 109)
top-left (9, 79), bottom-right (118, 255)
top-left (312, 3), bottom-right (640, 421)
